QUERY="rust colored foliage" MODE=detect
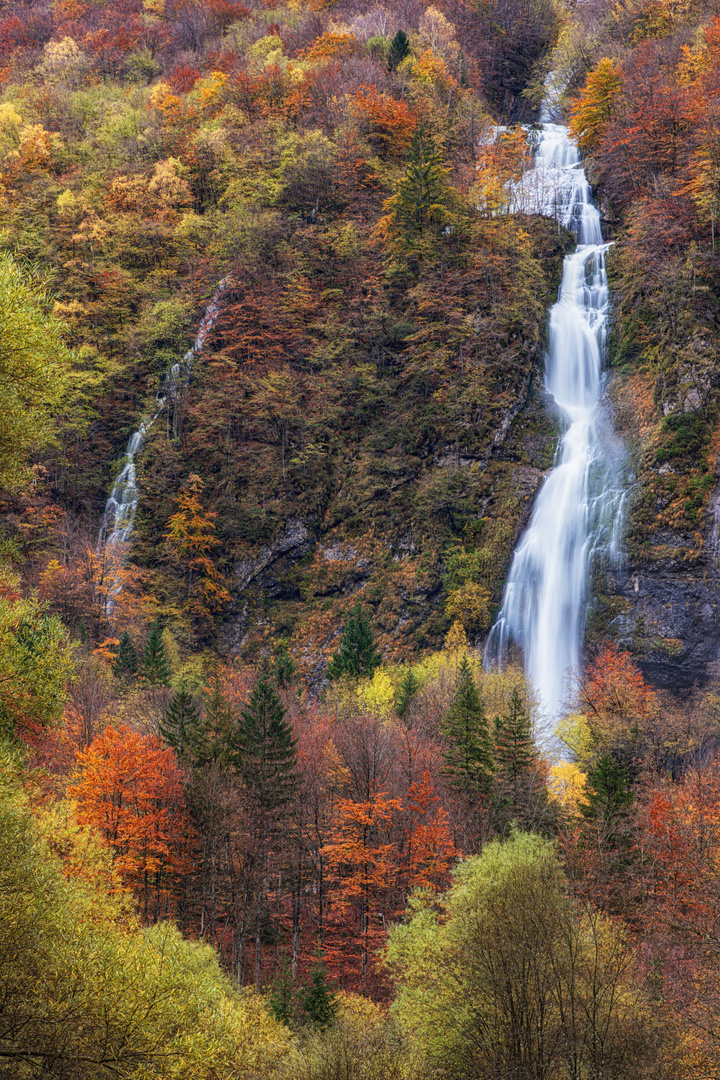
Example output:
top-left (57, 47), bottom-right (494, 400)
top-left (352, 85), bottom-right (417, 157)
top-left (581, 644), bottom-right (658, 731)
top-left (68, 724), bottom-right (194, 919)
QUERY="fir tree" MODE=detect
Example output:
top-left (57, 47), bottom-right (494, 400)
top-left (299, 955), bottom-right (337, 1029)
top-left (142, 622), bottom-right (171, 686)
top-left (387, 29), bottom-right (410, 71)
top-left (442, 655), bottom-right (493, 797)
top-left (494, 689), bottom-right (536, 782)
top-left (581, 754), bottom-right (634, 825)
top-left (273, 641), bottom-right (296, 689)
top-left (161, 686), bottom-right (202, 762)
top-left (326, 604), bottom-right (381, 681)
top-left (234, 676), bottom-right (298, 813)
top-left (493, 689), bottom-right (552, 835)
top-left (382, 126), bottom-right (451, 259)
top-left (115, 631), bottom-right (138, 679)
top-left (201, 675), bottom-right (236, 767)
top-left (396, 666), bottom-right (420, 722)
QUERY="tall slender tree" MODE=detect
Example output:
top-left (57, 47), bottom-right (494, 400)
top-left (441, 656), bottom-right (493, 798)
top-left (143, 623), bottom-right (171, 687)
top-left (327, 604), bottom-right (382, 681)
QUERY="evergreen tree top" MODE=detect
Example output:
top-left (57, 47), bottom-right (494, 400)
top-left (442, 655), bottom-right (493, 796)
top-left (326, 603), bottom-right (382, 681)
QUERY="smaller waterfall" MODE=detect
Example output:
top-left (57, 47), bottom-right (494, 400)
top-left (484, 116), bottom-right (628, 748)
top-left (97, 282), bottom-right (226, 610)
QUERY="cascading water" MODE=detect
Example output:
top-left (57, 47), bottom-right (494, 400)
top-left (484, 106), bottom-right (627, 748)
top-left (97, 282), bottom-right (226, 611)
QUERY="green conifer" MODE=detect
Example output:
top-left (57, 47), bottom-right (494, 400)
top-left (384, 126), bottom-right (451, 258)
top-left (442, 655), bottom-right (493, 797)
top-left (273, 641), bottom-right (296, 688)
top-left (396, 666), bottom-right (420, 721)
top-left (115, 631), bottom-right (138, 679)
top-left (492, 688), bottom-right (552, 834)
top-left (142, 622), bottom-right (171, 686)
top-left (299, 955), bottom-right (337, 1029)
top-left (161, 686), bottom-right (202, 762)
top-left (234, 676), bottom-right (298, 812)
top-left (326, 604), bottom-right (381, 681)
top-left (387, 29), bottom-right (410, 71)
top-left (494, 689), bottom-right (536, 782)
top-left (581, 754), bottom-right (634, 824)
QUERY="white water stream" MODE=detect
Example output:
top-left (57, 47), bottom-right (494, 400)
top-left (97, 282), bottom-right (226, 611)
top-left (484, 113), bottom-right (627, 747)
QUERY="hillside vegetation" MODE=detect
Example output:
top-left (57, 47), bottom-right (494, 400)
top-left (4, 0), bottom-right (720, 1074)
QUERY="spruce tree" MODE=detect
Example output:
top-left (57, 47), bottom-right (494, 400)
top-left (234, 675), bottom-right (298, 813)
top-left (299, 955), bottom-right (337, 1029)
top-left (387, 29), bottom-right (410, 71)
top-left (202, 675), bottom-right (236, 766)
top-left (384, 126), bottom-right (451, 258)
top-left (115, 631), bottom-right (138, 679)
top-left (273, 641), bottom-right (296, 689)
top-left (581, 754), bottom-right (634, 825)
top-left (161, 686), bottom-right (202, 762)
top-left (326, 604), bottom-right (381, 681)
top-left (142, 622), bottom-right (171, 686)
top-left (442, 655), bottom-right (493, 797)
top-left (396, 666), bottom-right (420, 721)
top-left (494, 689), bottom-right (536, 782)
top-left (493, 688), bottom-right (551, 834)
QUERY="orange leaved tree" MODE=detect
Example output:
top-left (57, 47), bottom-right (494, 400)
top-left (68, 724), bottom-right (194, 920)
top-left (322, 790), bottom-right (402, 989)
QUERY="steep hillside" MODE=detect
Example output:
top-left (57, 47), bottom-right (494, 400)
top-left (0, 0), bottom-right (568, 671)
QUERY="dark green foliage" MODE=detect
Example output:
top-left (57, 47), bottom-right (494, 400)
top-left (326, 604), bottom-right (382, 681)
top-left (234, 676), bottom-right (298, 812)
top-left (386, 127), bottom-right (451, 254)
top-left (142, 622), bottom-right (170, 686)
top-left (581, 754), bottom-right (634, 824)
top-left (494, 689), bottom-right (535, 782)
top-left (273, 641), bottom-right (296, 689)
top-left (268, 970), bottom-right (296, 1026)
top-left (395, 667), bottom-right (420, 721)
top-left (115, 631), bottom-right (138, 679)
top-left (387, 29), bottom-right (410, 71)
top-left (161, 686), bottom-right (202, 762)
top-left (299, 956), bottom-right (337, 1030)
top-left (441, 656), bottom-right (493, 797)
top-left (493, 689), bottom-right (553, 834)
top-left (201, 676), bottom-right (237, 767)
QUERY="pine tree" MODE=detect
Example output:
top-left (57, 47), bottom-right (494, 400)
top-left (381, 126), bottom-right (452, 259)
top-left (493, 689), bottom-right (552, 835)
top-left (142, 622), bottom-right (171, 686)
top-left (273, 641), bottom-right (296, 689)
top-left (201, 675), bottom-right (236, 767)
top-left (442, 655), bottom-right (493, 797)
top-left (115, 631), bottom-right (138, 679)
top-left (234, 676), bottom-right (298, 812)
top-left (326, 604), bottom-right (382, 681)
top-left (161, 686), bottom-right (202, 762)
top-left (387, 29), bottom-right (410, 71)
top-left (396, 666), bottom-right (420, 721)
top-left (299, 955), bottom-right (337, 1029)
top-left (494, 689), bottom-right (536, 782)
top-left (581, 754), bottom-right (634, 825)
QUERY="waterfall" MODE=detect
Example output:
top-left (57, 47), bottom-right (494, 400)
top-left (484, 112), bottom-right (627, 748)
top-left (97, 281), bottom-right (226, 612)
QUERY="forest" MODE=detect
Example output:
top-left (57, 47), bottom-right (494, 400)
top-left (3, 0), bottom-right (720, 1072)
